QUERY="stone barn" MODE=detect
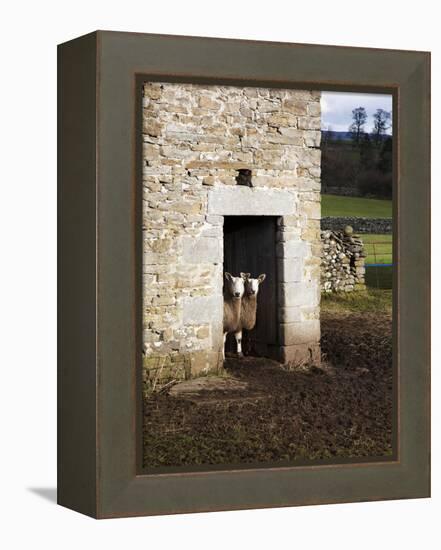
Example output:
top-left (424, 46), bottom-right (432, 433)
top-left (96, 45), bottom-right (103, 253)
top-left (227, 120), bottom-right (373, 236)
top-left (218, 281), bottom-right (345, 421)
top-left (142, 82), bottom-right (321, 391)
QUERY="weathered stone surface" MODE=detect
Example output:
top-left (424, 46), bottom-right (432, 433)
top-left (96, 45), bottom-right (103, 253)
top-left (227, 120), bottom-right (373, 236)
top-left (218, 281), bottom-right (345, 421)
top-left (142, 81), bottom-right (322, 389)
top-left (182, 234), bottom-right (222, 263)
top-left (276, 240), bottom-right (309, 259)
top-left (307, 102), bottom-right (321, 116)
top-left (282, 98), bottom-right (308, 114)
top-left (279, 343), bottom-right (321, 365)
top-left (208, 188), bottom-right (296, 216)
top-left (297, 116), bottom-right (321, 130)
top-left (182, 295), bottom-right (222, 324)
top-left (278, 282), bottom-right (320, 308)
top-left (280, 320), bottom-right (321, 345)
top-left (169, 376), bottom-right (252, 403)
top-left (277, 258), bottom-right (303, 282)
top-left (321, 229), bottom-right (367, 293)
top-left (278, 307), bottom-right (302, 323)
top-left (196, 326), bottom-right (210, 339)
top-left (301, 201), bottom-right (321, 220)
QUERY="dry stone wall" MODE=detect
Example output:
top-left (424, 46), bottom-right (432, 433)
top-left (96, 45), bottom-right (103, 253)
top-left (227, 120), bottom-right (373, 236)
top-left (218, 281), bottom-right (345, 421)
top-left (142, 82), bottom-right (322, 392)
top-left (321, 228), bottom-right (366, 293)
top-left (322, 216), bottom-right (392, 234)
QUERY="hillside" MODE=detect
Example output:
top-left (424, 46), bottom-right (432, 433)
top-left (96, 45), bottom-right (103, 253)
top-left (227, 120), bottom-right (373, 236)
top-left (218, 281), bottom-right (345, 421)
top-left (321, 194), bottom-right (392, 218)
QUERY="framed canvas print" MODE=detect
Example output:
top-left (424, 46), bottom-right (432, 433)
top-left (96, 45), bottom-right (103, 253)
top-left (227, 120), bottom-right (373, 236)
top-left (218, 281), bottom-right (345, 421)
top-left (58, 31), bottom-right (430, 518)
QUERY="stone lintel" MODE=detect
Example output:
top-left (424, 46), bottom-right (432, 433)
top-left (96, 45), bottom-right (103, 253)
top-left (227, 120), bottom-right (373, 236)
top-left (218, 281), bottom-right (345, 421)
top-left (208, 187), bottom-right (295, 216)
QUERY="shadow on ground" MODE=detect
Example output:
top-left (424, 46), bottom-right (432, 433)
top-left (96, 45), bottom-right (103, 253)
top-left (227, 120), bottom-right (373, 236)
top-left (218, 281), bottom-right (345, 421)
top-left (143, 310), bottom-right (393, 469)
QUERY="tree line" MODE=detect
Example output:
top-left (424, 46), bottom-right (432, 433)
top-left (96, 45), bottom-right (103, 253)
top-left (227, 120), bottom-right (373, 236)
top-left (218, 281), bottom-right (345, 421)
top-left (321, 107), bottom-right (393, 199)
top-left (349, 107), bottom-right (391, 145)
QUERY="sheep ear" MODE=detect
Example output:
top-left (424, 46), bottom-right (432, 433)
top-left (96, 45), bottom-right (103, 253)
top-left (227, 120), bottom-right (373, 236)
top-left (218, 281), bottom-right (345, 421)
top-left (224, 272), bottom-right (233, 281)
top-left (258, 274), bottom-right (266, 283)
top-left (240, 272), bottom-right (250, 279)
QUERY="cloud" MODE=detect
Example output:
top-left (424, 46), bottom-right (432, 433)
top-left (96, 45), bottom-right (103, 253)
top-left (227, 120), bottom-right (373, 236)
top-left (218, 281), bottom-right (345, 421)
top-left (321, 91), bottom-right (393, 133)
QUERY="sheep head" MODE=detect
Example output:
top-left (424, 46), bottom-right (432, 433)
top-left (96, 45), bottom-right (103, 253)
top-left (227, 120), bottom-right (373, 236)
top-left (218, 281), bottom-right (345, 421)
top-left (242, 273), bottom-right (266, 296)
top-left (224, 272), bottom-right (246, 299)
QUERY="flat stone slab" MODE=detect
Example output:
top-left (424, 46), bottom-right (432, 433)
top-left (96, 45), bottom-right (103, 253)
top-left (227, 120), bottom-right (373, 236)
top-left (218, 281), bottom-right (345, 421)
top-left (208, 187), bottom-right (295, 216)
top-left (168, 376), bottom-right (266, 405)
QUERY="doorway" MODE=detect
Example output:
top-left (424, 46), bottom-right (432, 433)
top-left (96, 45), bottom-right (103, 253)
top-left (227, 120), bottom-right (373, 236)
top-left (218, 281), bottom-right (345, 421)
top-left (223, 216), bottom-right (278, 357)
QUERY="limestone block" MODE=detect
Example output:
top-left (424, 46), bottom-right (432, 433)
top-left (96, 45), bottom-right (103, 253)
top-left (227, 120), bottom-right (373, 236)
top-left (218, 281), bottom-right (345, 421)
top-left (190, 350), bottom-right (222, 377)
top-left (196, 326), bottom-right (210, 339)
top-left (278, 307), bottom-right (302, 323)
top-left (307, 102), bottom-right (321, 116)
top-left (183, 294), bottom-right (222, 324)
top-left (266, 134), bottom-right (303, 146)
top-left (279, 343), bottom-right (321, 365)
top-left (276, 229), bottom-right (302, 243)
top-left (276, 240), bottom-right (308, 259)
top-left (297, 116), bottom-right (321, 130)
top-left (206, 214), bottom-right (224, 226)
top-left (278, 282), bottom-right (320, 307)
top-left (143, 143), bottom-right (160, 161)
top-left (143, 84), bottom-right (162, 100)
top-left (282, 99), bottom-right (308, 114)
top-left (279, 214), bottom-right (300, 228)
top-left (182, 234), bottom-right (222, 264)
top-left (280, 320), bottom-right (321, 345)
top-left (303, 131), bottom-right (321, 148)
top-left (208, 188), bottom-right (295, 216)
top-left (266, 113), bottom-right (298, 127)
top-left (199, 96), bottom-right (221, 110)
top-left (277, 258), bottom-right (303, 282)
top-left (257, 99), bottom-right (279, 112)
top-left (301, 201), bottom-right (321, 220)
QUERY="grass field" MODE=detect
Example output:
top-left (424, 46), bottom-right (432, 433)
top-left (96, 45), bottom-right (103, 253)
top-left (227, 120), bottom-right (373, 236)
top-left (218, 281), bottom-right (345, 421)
top-left (321, 288), bottom-right (392, 315)
top-left (322, 194), bottom-right (392, 218)
top-left (321, 193), bottom-right (393, 288)
top-left (365, 266), bottom-right (393, 289)
top-left (362, 234), bottom-right (393, 265)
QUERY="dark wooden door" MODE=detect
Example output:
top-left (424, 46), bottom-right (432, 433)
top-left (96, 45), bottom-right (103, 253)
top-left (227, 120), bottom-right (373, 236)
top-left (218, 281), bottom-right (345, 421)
top-left (223, 216), bottom-right (278, 356)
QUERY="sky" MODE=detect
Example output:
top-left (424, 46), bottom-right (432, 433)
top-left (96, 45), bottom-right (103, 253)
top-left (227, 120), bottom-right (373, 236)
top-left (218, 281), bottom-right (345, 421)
top-left (321, 91), bottom-right (393, 134)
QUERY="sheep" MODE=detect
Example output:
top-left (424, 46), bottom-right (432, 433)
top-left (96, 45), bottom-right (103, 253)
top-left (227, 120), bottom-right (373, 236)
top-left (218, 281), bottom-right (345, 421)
top-left (223, 272), bottom-right (246, 360)
top-left (238, 272), bottom-right (266, 356)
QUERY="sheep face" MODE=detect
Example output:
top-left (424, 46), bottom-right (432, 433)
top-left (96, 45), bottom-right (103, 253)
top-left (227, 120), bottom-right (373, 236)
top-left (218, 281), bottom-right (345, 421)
top-left (224, 272), bottom-right (246, 299)
top-left (242, 273), bottom-right (266, 296)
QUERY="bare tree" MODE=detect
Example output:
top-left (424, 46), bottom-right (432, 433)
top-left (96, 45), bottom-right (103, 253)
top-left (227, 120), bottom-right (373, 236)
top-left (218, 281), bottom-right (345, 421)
top-left (373, 109), bottom-right (392, 144)
top-left (349, 107), bottom-right (367, 144)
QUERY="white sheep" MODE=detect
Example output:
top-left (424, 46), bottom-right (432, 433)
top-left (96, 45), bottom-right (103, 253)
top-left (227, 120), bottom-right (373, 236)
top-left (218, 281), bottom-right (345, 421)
top-left (237, 273), bottom-right (266, 356)
top-left (222, 272), bottom-right (246, 360)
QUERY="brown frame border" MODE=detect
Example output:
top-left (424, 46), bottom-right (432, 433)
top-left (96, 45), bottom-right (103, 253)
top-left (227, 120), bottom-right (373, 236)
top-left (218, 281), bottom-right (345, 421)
top-left (58, 30), bottom-right (430, 518)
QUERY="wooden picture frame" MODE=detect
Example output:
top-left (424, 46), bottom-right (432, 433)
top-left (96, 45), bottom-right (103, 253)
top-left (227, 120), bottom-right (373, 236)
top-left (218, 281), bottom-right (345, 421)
top-left (58, 30), bottom-right (430, 518)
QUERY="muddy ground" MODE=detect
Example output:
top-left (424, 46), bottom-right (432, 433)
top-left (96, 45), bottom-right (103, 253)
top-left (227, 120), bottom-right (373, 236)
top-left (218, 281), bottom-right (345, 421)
top-left (143, 306), bottom-right (393, 469)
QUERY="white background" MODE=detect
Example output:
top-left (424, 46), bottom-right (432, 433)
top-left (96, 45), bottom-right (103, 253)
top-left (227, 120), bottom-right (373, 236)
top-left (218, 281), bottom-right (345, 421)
top-left (1, 1), bottom-right (439, 548)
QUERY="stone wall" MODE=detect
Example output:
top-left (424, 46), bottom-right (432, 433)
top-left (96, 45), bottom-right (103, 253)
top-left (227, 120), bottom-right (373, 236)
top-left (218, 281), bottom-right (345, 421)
top-left (142, 82), bottom-right (322, 392)
top-left (321, 228), bottom-right (366, 293)
top-left (321, 216), bottom-right (392, 234)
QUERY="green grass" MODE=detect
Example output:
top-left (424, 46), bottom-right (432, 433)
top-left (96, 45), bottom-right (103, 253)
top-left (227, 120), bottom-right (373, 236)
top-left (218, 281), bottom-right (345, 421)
top-left (321, 288), bottom-right (392, 315)
top-left (322, 194), bottom-right (392, 218)
top-left (365, 266), bottom-right (393, 289)
top-left (362, 234), bottom-right (393, 265)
